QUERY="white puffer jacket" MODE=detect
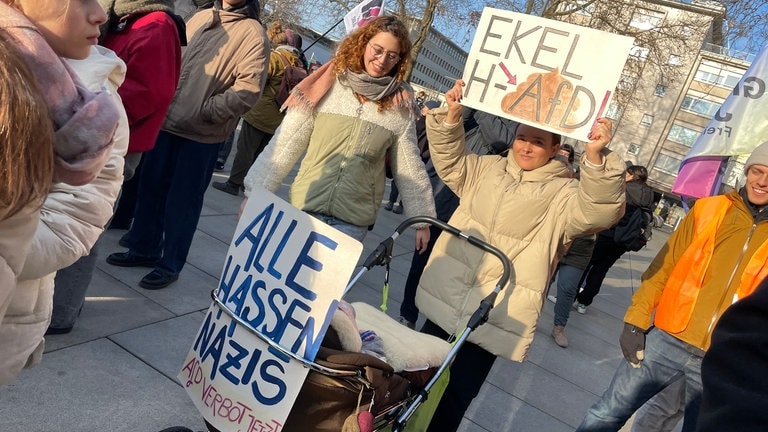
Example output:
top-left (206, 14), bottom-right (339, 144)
top-left (0, 46), bottom-right (129, 385)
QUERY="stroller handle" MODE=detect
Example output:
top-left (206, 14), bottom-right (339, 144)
top-left (210, 291), bottom-right (366, 379)
top-left (353, 216), bottom-right (511, 301)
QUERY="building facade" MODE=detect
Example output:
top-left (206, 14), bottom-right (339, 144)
top-left (407, 23), bottom-right (468, 101)
top-left (560, 0), bottom-right (752, 211)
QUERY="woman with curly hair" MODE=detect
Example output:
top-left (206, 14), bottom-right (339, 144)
top-left (243, 15), bottom-right (435, 249)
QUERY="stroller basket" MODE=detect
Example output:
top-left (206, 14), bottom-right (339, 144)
top-left (212, 216), bottom-right (511, 432)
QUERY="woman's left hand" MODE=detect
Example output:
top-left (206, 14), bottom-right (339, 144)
top-left (444, 80), bottom-right (465, 124)
top-left (584, 118), bottom-right (613, 164)
top-left (415, 227), bottom-right (430, 254)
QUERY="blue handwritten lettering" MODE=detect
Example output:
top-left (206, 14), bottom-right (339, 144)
top-left (262, 288), bottom-right (287, 337)
top-left (218, 255), bottom-right (238, 303)
top-left (285, 231), bottom-right (338, 301)
top-left (235, 203), bottom-right (275, 272)
top-left (219, 338), bottom-right (250, 385)
top-left (268, 219), bottom-right (297, 281)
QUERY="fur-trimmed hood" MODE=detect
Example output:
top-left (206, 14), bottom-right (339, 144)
top-left (100, 0), bottom-right (174, 16)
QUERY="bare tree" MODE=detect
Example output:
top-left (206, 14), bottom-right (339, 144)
top-left (260, 0), bottom-right (306, 28)
top-left (286, 0), bottom-right (762, 98)
top-left (720, 0), bottom-right (768, 57)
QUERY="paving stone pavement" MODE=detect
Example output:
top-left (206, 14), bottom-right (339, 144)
top-left (0, 169), bottom-right (676, 432)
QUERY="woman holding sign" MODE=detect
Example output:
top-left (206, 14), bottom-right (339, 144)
top-left (417, 79), bottom-right (626, 431)
top-left (242, 16), bottom-right (435, 250)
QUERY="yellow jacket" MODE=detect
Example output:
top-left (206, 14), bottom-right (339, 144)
top-left (625, 189), bottom-right (768, 350)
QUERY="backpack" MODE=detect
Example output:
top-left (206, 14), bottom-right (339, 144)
top-left (613, 207), bottom-right (652, 252)
top-left (273, 51), bottom-right (307, 107)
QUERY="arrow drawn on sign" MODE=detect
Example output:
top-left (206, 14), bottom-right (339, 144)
top-left (498, 62), bottom-right (517, 85)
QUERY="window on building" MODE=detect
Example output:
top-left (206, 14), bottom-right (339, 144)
top-left (605, 102), bottom-right (622, 120)
top-left (681, 95), bottom-right (722, 117)
top-left (640, 114), bottom-right (654, 126)
top-left (629, 44), bottom-right (650, 61)
top-left (723, 75), bottom-right (741, 89)
top-left (668, 54), bottom-right (681, 66)
top-left (629, 8), bottom-right (664, 31)
top-left (655, 84), bottom-right (667, 96)
top-left (655, 154), bottom-right (683, 175)
top-left (694, 61), bottom-right (745, 89)
top-left (667, 124), bottom-right (699, 147)
top-left (618, 72), bottom-right (639, 91)
top-left (627, 143), bottom-right (641, 155)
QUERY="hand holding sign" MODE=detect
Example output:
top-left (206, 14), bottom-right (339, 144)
top-left (444, 79), bottom-right (465, 124)
top-left (459, 7), bottom-right (634, 142)
top-left (584, 118), bottom-right (613, 165)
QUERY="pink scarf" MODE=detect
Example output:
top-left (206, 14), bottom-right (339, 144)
top-left (0, 3), bottom-right (118, 186)
top-left (283, 61), bottom-right (419, 117)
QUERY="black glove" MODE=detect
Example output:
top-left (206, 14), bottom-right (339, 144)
top-left (619, 322), bottom-right (646, 368)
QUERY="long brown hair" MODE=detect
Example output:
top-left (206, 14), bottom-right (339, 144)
top-left (333, 15), bottom-right (412, 111)
top-left (0, 32), bottom-right (54, 220)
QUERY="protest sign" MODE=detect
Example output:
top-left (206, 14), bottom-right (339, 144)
top-left (343, 0), bottom-right (386, 34)
top-left (180, 187), bottom-right (364, 432)
top-left (461, 8), bottom-right (634, 141)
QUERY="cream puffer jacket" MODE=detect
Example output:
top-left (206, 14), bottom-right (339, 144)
top-left (0, 46), bottom-right (129, 385)
top-left (416, 108), bottom-right (626, 361)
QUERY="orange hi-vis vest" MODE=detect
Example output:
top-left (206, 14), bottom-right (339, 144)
top-left (655, 195), bottom-right (768, 333)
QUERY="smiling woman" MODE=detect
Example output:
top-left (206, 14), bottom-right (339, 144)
top-left (415, 79), bottom-right (627, 431)
top-left (242, 15), bottom-right (436, 252)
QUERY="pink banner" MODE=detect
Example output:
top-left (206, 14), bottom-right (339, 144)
top-left (671, 157), bottom-right (727, 198)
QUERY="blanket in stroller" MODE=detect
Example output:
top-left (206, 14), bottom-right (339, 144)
top-left (282, 302), bottom-right (451, 432)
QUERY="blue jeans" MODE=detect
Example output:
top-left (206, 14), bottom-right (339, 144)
top-left (553, 264), bottom-right (583, 326)
top-left (124, 131), bottom-right (222, 275)
top-left (305, 212), bottom-right (368, 242)
top-left (631, 377), bottom-right (685, 432)
top-left (577, 328), bottom-right (703, 432)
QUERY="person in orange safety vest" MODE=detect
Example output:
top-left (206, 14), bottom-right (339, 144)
top-left (577, 140), bottom-right (768, 432)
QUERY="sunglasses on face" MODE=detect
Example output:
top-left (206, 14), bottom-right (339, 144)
top-left (368, 43), bottom-right (401, 63)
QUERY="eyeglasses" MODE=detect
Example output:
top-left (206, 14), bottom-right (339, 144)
top-left (368, 43), bottom-right (401, 63)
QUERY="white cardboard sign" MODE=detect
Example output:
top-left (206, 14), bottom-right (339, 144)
top-left (462, 8), bottom-right (634, 141)
top-left (180, 187), bottom-right (364, 432)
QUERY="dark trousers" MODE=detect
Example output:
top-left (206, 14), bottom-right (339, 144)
top-left (49, 239), bottom-right (100, 329)
top-left (217, 129), bottom-right (235, 165)
top-left (399, 225), bottom-right (441, 323)
top-left (421, 320), bottom-right (497, 432)
top-left (576, 234), bottom-right (626, 306)
top-left (228, 121), bottom-right (273, 186)
top-left (388, 180), bottom-right (401, 205)
top-left (109, 156), bottom-right (144, 229)
top-left (123, 131), bottom-right (221, 275)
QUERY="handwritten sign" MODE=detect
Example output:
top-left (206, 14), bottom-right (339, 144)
top-left (461, 8), bottom-right (634, 141)
top-left (180, 187), bottom-right (364, 432)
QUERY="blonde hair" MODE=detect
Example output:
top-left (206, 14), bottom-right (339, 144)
top-left (0, 33), bottom-right (54, 220)
top-left (266, 21), bottom-right (288, 46)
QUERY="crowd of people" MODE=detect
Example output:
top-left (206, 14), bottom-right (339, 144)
top-left (1, 1), bottom-right (767, 431)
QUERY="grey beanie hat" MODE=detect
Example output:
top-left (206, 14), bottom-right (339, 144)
top-left (744, 141), bottom-right (768, 173)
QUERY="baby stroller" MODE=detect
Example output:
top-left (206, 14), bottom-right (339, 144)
top-left (212, 216), bottom-right (511, 432)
